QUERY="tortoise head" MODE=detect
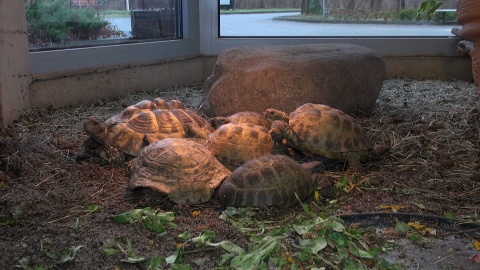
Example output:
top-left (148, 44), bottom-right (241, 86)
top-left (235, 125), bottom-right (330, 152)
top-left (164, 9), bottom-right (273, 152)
top-left (209, 116), bottom-right (231, 129)
top-left (84, 117), bottom-right (108, 144)
top-left (269, 120), bottom-right (299, 147)
top-left (264, 108), bottom-right (289, 123)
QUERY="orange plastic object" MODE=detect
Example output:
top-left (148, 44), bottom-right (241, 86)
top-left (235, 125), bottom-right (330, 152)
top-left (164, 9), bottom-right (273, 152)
top-left (457, 0), bottom-right (480, 94)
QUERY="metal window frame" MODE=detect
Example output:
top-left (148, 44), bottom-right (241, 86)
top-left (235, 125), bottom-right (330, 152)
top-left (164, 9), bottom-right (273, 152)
top-left (200, 0), bottom-right (460, 56)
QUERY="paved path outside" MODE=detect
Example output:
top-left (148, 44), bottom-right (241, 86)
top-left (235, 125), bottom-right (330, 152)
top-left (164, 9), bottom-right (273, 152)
top-left (107, 12), bottom-right (456, 38)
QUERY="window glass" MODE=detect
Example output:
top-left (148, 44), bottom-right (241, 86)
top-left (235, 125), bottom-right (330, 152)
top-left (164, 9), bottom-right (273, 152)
top-left (25, 0), bottom-right (182, 51)
top-left (219, 0), bottom-right (458, 37)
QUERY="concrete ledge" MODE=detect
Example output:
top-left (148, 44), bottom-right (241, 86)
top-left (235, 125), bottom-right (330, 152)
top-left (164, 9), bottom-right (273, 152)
top-left (385, 56), bottom-right (473, 81)
top-left (30, 56), bottom-right (205, 109)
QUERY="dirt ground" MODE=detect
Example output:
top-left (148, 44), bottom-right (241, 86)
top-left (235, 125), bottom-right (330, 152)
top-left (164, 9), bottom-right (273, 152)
top-left (0, 79), bottom-right (479, 269)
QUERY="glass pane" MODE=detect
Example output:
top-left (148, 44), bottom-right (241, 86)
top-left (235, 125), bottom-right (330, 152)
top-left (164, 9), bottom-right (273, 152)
top-left (25, 0), bottom-right (182, 51)
top-left (219, 0), bottom-right (459, 37)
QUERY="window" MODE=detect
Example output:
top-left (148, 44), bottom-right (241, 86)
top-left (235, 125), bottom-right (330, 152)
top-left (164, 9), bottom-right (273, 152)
top-left (26, 0), bottom-right (183, 52)
top-left (219, 0), bottom-right (458, 37)
top-left (198, 0), bottom-right (459, 57)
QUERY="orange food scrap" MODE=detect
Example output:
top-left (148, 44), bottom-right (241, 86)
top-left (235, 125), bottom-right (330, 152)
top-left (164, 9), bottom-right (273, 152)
top-left (379, 205), bottom-right (405, 212)
top-left (408, 221), bottom-right (425, 230)
top-left (474, 240), bottom-right (480, 251)
top-left (191, 210), bottom-right (201, 217)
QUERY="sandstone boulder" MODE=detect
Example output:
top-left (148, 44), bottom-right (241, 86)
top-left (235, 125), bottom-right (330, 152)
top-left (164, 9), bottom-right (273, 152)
top-left (201, 44), bottom-right (386, 117)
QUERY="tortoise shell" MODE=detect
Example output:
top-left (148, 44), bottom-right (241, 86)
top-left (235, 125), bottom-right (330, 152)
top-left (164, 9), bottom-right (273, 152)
top-left (205, 122), bottom-right (289, 170)
top-left (84, 99), bottom-right (214, 160)
top-left (266, 103), bottom-right (373, 165)
top-left (217, 155), bottom-right (317, 207)
top-left (210, 111), bottom-right (272, 129)
top-left (128, 138), bottom-right (231, 205)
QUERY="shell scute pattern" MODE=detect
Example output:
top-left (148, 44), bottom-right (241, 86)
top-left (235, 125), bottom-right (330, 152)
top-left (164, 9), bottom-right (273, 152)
top-left (129, 138), bottom-right (230, 205)
top-left (206, 122), bottom-right (288, 170)
top-left (210, 111), bottom-right (272, 129)
top-left (84, 99), bottom-right (214, 162)
top-left (217, 155), bottom-right (317, 207)
top-left (266, 103), bottom-right (375, 167)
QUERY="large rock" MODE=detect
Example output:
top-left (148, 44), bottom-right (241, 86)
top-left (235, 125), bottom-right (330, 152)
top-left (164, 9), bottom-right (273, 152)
top-left (201, 44), bottom-right (386, 117)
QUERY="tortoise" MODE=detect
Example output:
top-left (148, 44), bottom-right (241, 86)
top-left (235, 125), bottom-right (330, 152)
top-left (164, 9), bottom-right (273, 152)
top-left (217, 155), bottom-right (324, 208)
top-left (265, 103), bottom-right (381, 168)
top-left (205, 122), bottom-right (289, 170)
top-left (129, 138), bottom-right (231, 205)
top-left (210, 111), bottom-right (272, 129)
top-left (84, 99), bottom-right (214, 162)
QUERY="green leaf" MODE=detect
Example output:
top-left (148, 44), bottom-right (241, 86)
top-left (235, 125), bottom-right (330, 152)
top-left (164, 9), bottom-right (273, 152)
top-left (328, 231), bottom-right (348, 247)
top-left (170, 264), bottom-right (192, 270)
top-left (112, 208), bottom-right (176, 233)
top-left (394, 220), bottom-right (410, 235)
top-left (191, 230), bottom-right (216, 245)
top-left (157, 212), bottom-right (176, 222)
top-left (348, 241), bottom-right (374, 259)
top-left (166, 246), bottom-right (184, 264)
top-left (85, 204), bottom-right (101, 213)
top-left (121, 255), bottom-right (148, 264)
top-left (310, 237), bottom-right (328, 254)
top-left (298, 236), bottom-right (327, 255)
top-left (293, 223), bottom-right (315, 235)
top-left (296, 193), bottom-right (316, 217)
top-left (101, 248), bottom-right (120, 256)
top-left (330, 220), bottom-right (346, 232)
top-left (231, 236), bottom-right (280, 269)
top-left (218, 241), bottom-right (245, 254)
top-left (147, 256), bottom-right (164, 270)
top-left (58, 245), bottom-right (85, 264)
top-left (143, 218), bottom-right (166, 234)
top-left (112, 213), bottom-right (134, 224)
top-left (443, 212), bottom-right (456, 219)
top-left (192, 256), bottom-right (208, 266)
top-left (0, 207), bottom-right (22, 226)
top-left (72, 218), bottom-right (80, 233)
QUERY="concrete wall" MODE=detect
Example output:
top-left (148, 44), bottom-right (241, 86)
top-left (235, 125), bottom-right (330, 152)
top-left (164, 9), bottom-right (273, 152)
top-left (30, 56), bottom-right (205, 109)
top-left (0, 1), bottom-right (31, 126)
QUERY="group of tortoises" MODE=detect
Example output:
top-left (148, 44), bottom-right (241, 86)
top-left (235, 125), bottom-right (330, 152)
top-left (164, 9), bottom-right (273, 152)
top-left (84, 98), bottom-right (385, 207)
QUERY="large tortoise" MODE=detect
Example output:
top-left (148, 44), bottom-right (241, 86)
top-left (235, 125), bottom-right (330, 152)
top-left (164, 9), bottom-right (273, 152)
top-left (210, 111), bottom-right (272, 129)
top-left (217, 155), bottom-right (323, 207)
top-left (129, 138), bottom-right (231, 205)
top-left (205, 122), bottom-right (289, 170)
top-left (265, 103), bottom-right (382, 168)
top-left (84, 99), bottom-right (214, 162)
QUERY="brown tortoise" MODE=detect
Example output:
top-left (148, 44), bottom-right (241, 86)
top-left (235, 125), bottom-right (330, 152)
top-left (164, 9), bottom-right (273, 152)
top-left (129, 138), bottom-right (231, 205)
top-left (265, 103), bottom-right (385, 168)
top-left (84, 99), bottom-right (214, 162)
top-left (210, 111), bottom-right (272, 129)
top-left (217, 155), bottom-right (324, 208)
top-left (205, 122), bottom-right (289, 170)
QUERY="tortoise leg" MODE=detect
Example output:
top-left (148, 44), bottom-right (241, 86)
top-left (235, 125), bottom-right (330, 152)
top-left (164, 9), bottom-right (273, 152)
top-left (345, 153), bottom-right (363, 170)
top-left (185, 123), bottom-right (211, 139)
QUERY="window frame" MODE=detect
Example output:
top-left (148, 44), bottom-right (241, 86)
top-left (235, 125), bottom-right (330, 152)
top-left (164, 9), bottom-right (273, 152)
top-left (200, 0), bottom-right (460, 57)
top-left (30, 0), bottom-right (462, 75)
top-left (30, 0), bottom-right (198, 75)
